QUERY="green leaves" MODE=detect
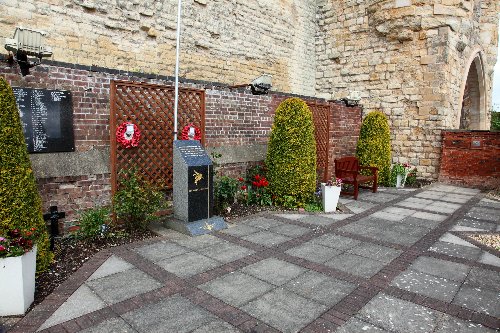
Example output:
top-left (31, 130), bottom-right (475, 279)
top-left (113, 168), bottom-right (165, 231)
top-left (356, 111), bottom-right (392, 186)
top-left (266, 98), bottom-right (317, 206)
top-left (0, 78), bottom-right (52, 272)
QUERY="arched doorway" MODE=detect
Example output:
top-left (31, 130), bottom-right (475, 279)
top-left (459, 52), bottom-right (487, 129)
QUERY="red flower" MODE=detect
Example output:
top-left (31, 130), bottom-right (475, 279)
top-left (255, 175), bottom-right (260, 181)
top-left (252, 181), bottom-right (258, 187)
top-left (241, 185), bottom-right (247, 190)
top-left (238, 177), bottom-right (244, 182)
top-left (0, 245), bottom-right (5, 252)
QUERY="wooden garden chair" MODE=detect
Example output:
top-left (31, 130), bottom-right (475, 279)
top-left (334, 156), bottom-right (378, 200)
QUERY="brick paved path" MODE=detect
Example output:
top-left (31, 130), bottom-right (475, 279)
top-left (7, 184), bottom-right (500, 332)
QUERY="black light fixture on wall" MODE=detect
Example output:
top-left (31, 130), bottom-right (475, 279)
top-left (4, 27), bottom-right (53, 76)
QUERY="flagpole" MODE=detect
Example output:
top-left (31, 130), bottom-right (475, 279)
top-left (173, 0), bottom-right (182, 141)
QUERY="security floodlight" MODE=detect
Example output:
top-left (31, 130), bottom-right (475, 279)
top-left (343, 90), bottom-right (361, 106)
top-left (251, 74), bottom-right (272, 95)
top-left (4, 27), bottom-right (53, 76)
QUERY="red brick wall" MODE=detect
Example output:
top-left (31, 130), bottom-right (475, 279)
top-left (1, 58), bottom-right (362, 232)
top-left (439, 131), bottom-right (500, 189)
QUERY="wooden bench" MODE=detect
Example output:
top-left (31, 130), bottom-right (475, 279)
top-left (334, 156), bottom-right (378, 200)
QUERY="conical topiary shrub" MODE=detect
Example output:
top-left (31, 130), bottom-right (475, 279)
top-left (0, 77), bottom-right (52, 272)
top-left (266, 98), bottom-right (317, 206)
top-left (356, 110), bottom-right (392, 186)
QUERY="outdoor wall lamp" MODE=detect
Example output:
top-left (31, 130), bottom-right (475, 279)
top-left (343, 90), bottom-right (361, 106)
top-left (4, 27), bottom-right (53, 76)
top-left (250, 74), bottom-right (272, 95)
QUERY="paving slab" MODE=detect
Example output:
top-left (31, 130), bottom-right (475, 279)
top-left (87, 255), bottom-right (134, 281)
top-left (336, 318), bottom-right (389, 333)
top-left (452, 285), bottom-right (500, 318)
top-left (319, 213), bottom-right (354, 220)
top-left (191, 320), bottom-right (241, 333)
top-left (157, 252), bottom-right (221, 278)
top-left (466, 207), bottom-right (500, 223)
top-left (241, 230), bottom-right (291, 246)
top-left (285, 241), bottom-right (342, 263)
top-left (241, 258), bottom-right (305, 286)
top-left (79, 317), bottom-right (138, 333)
top-left (479, 252), bottom-right (500, 267)
top-left (283, 270), bottom-right (356, 306)
top-left (134, 241), bottom-right (189, 263)
top-left (122, 295), bottom-right (217, 333)
top-left (199, 272), bottom-right (274, 307)
top-left (409, 256), bottom-right (470, 282)
top-left (478, 198), bottom-right (500, 209)
top-left (391, 270), bottom-right (461, 302)
top-left (220, 224), bottom-right (260, 237)
top-left (269, 223), bottom-right (311, 237)
top-left (38, 284), bottom-right (106, 331)
top-left (399, 216), bottom-right (441, 229)
top-left (312, 233), bottom-right (361, 250)
top-left (358, 293), bottom-right (440, 333)
top-left (464, 267), bottom-right (500, 292)
top-left (296, 215), bottom-right (340, 227)
top-left (434, 315), bottom-right (497, 333)
top-left (172, 234), bottom-right (223, 250)
top-left (325, 253), bottom-right (386, 278)
top-left (241, 288), bottom-right (327, 333)
top-left (347, 243), bottom-right (402, 263)
top-left (241, 216), bottom-right (284, 229)
top-left (429, 241), bottom-right (482, 261)
top-left (439, 233), bottom-right (478, 248)
top-left (201, 241), bottom-right (255, 263)
top-left (86, 268), bottom-right (163, 305)
top-left (456, 218), bottom-right (497, 231)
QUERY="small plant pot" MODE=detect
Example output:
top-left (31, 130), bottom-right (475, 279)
top-left (0, 245), bottom-right (37, 316)
top-left (396, 174), bottom-right (406, 188)
top-left (321, 183), bottom-right (341, 213)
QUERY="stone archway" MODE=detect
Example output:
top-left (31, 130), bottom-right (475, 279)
top-left (459, 52), bottom-right (487, 129)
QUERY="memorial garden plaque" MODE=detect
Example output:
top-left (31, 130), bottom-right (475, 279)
top-left (12, 87), bottom-right (74, 153)
top-left (168, 140), bottom-right (227, 236)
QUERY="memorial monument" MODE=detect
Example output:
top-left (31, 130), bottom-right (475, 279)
top-left (167, 140), bottom-right (227, 236)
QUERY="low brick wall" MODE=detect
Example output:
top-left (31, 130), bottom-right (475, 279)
top-left (1, 58), bottom-right (361, 232)
top-left (439, 130), bottom-right (500, 189)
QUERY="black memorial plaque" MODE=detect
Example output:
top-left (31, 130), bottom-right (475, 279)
top-left (171, 140), bottom-right (226, 236)
top-left (12, 87), bottom-right (74, 153)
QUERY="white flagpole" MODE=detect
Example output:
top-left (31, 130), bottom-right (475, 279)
top-left (173, 0), bottom-right (182, 141)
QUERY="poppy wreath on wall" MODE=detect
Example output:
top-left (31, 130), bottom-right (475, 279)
top-left (116, 122), bottom-right (141, 148)
top-left (180, 123), bottom-right (202, 141)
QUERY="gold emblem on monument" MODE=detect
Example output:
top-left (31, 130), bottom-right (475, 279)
top-left (193, 170), bottom-right (203, 185)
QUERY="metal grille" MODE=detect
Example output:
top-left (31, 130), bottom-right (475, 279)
top-left (307, 101), bottom-right (331, 182)
top-left (110, 81), bottom-right (205, 194)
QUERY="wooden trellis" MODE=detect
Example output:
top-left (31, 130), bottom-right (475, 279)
top-left (307, 101), bottom-right (331, 182)
top-left (110, 81), bottom-right (205, 194)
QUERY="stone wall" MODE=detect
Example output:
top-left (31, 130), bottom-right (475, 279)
top-left (0, 0), bottom-right (317, 95)
top-left (316, 0), bottom-right (499, 179)
top-left (439, 130), bottom-right (500, 189)
top-left (0, 59), bottom-right (361, 232)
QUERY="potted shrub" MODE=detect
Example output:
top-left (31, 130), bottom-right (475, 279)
top-left (0, 228), bottom-right (38, 315)
top-left (392, 163), bottom-right (411, 188)
top-left (321, 178), bottom-right (342, 213)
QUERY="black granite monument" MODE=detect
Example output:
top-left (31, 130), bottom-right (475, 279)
top-left (168, 140), bottom-right (227, 236)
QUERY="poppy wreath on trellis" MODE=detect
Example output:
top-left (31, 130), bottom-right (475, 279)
top-left (116, 122), bottom-right (141, 148)
top-left (180, 123), bottom-right (202, 141)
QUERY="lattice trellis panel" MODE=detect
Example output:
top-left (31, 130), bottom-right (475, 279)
top-left (110, 81), bottom-right (205, 194)
top-left (307, 102), bottom-right (331, 182)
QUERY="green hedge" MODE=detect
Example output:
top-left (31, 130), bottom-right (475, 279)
top-left (356, 111), bottom-right (392, 186)
top-left (266, 98), bottom-right (317, 206)
top-left (0, 77), bottom-right (52, 272)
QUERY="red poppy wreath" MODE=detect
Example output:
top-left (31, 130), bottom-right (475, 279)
top-left (180, 123), bottom-right (202, 141)
top-left (116, 122), bottom-right (141, 148)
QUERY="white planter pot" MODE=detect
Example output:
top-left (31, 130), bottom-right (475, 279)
top-left (321, 183), bottom-right (341, 213)
top-left (396, 174), bottom-right (406, 188)
top-left (0, 245), bottom-right (37, 316)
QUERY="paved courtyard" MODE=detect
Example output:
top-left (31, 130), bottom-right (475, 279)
top-left (7, 184), bottom-right (500, 332)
